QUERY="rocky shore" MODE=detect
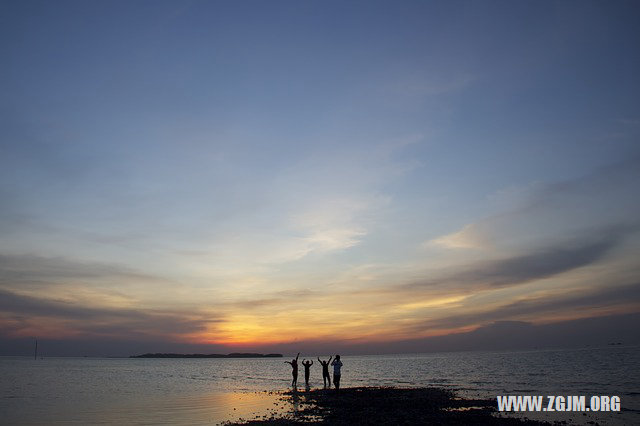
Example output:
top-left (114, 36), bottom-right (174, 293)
top-left (226, 387), bottom-right (553, 425)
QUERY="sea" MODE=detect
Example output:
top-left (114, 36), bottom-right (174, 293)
top-left (1, 345), bottom-right (638, 425)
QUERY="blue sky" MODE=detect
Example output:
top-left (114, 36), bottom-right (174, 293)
top-left (1, 0), bottom-right (639, 354)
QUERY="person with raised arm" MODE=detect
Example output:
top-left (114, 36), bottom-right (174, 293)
top-left (301, 359), bottom-right (313, 387)
top-left (331, 354), bottom-right (343, 391)
top-left (318, 356), bottom-right (332, 388)
top-left (284, 352), bottom-right (300, 387)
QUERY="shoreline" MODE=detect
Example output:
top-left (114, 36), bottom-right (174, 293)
top-left (225, 386), bottom-right (552, 425)
top-left (129, 352), bottom-right (283, 358)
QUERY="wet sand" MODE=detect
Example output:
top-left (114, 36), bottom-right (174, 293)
top-left (225, 387), bottom-right (551, 425)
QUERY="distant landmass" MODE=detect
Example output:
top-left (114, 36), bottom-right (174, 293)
top-left (130, 352), bottom-right (283, 358)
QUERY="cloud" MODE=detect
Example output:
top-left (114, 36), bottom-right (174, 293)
top-left (413, 230), bottom-right (627, 292)
top-left (0, 253), bottom-right (146, 283)
top-left (426, 223), bottom-right (489, 250)
top-left (2, 152), bottom-right (638, 350)
top-left (448, 234), bottom-right (622, 288)
top-left (288, 196), bottom-right (372, 256)
top-left (0, 254), bottom-right (221, 341)
top-left (0, 288), bottom-right (219, 340)
top-left (513, 157), bottom-right (640, 239)
top-left (0, 253), bottom-right (175, 305)
top-left (195, 137), bottom-right (413, 266)
top-left (201, 222), bottom-right (638, 344)
top-left (241, 312), bottom-right (640, 355)
top-left (406, 281), bottom-right (640, 333)
top-left (422, 155), bottom-right (640, 276)
top-left (403, 313), bottom-right (640, 352)
top-left (478, 281), bottom-right (640, 322)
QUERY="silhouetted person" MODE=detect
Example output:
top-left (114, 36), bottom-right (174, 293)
top-left (302, 359), bottom-right (313, 386)
top-left (284, 352), bottom-right (300, 387)
top-left (331, 354), bottom-right (343, 391)
top-left (318, 356), bottom-right (332, 388)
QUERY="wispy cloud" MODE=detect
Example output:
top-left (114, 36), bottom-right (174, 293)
top-left (0, 288), bottom-right (220, 341)
top-left (427, 156), bottom-right (640, 257)
top-left (404, 282), bottom-right (640, 333)
top-left (0, 253), bottom-right (151, 283)
top-left (426, 223), bottom-right (489, 250)
top-left (416, 231), bottom-right (627, 291)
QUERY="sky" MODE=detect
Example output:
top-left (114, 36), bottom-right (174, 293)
top-left (1, 0), bottom-right (640, 356)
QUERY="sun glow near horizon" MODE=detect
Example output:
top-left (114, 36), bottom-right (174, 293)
top-left (1, 1), bottom-right (640, 355)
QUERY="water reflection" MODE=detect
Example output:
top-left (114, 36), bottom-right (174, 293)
top-left (1, 347), bottom-right (637, 425)
top-left (214, 391), bottom-right (285, 424)
top-left (1, 387), bottom-right (284, 425)
top-left (290, 388), bottom-right (301, 415)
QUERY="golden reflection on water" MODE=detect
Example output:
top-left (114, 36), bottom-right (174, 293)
top-left (214, 391), bottom-right (288, 423)
top-left (35, 390), bottom-right (288, 425)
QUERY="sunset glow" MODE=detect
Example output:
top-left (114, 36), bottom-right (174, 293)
top-left (1, 0), bottom-right (640, 356)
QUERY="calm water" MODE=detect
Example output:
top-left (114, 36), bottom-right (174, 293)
top-left (1, 345), bottom-right (638, 425)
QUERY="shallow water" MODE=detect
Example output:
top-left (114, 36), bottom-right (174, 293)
top-left (1, 345), bottom-right (638, 425)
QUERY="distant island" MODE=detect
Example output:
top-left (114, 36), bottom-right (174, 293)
top-left (130, 352), bottom-right (283, 358)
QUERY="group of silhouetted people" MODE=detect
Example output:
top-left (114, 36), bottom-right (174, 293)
top-left (284, 352), bottom-right (343, 390)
